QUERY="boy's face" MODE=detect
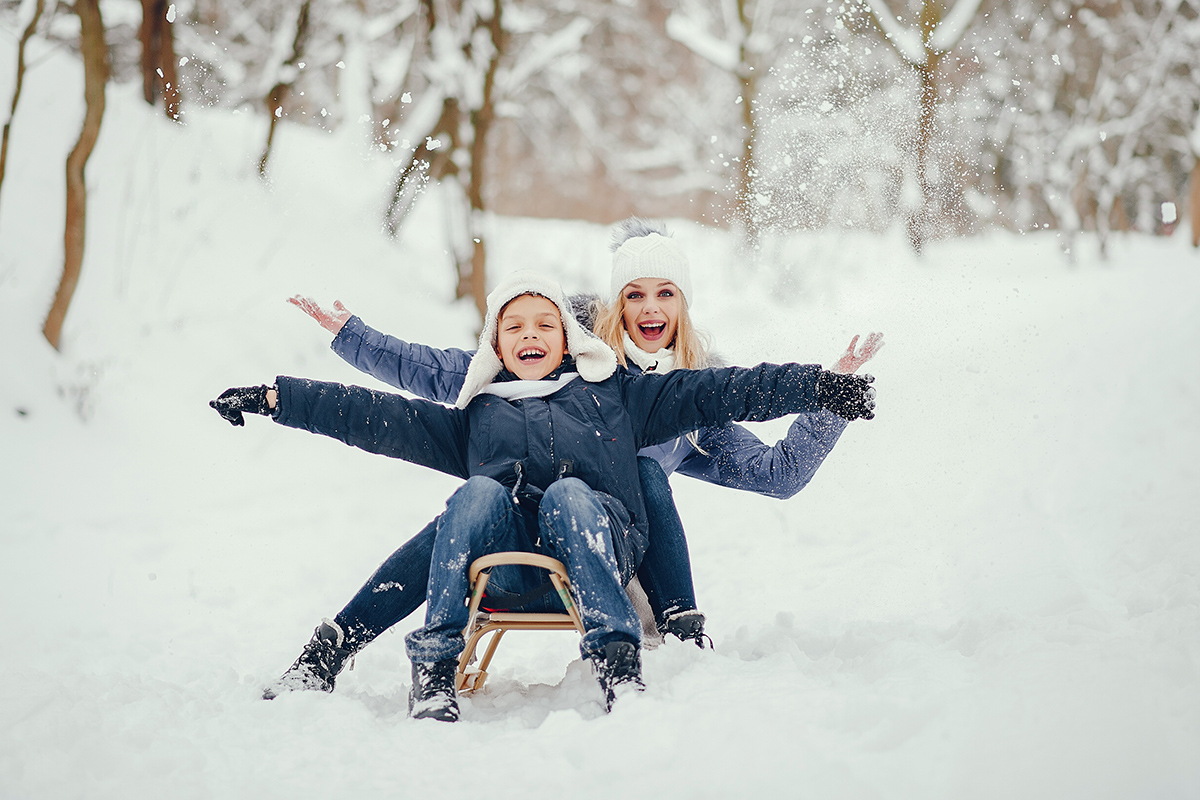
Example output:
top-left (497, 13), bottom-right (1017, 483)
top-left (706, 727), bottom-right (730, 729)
top-left (496, 294), bottom-right (567, 380)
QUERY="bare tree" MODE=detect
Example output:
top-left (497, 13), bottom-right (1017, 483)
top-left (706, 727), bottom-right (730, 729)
top-left (258, 0), bottom-right (312, 177)
top-left (974, 0), bottom-right (1200, 256)
top-left (1191, 114), bottom-right (1200, 247)
top-left (43, 0), bottom-right (109, 351)
top-left (858, 0), bottom-right (983, 251)
top-left (139, 0), bottom-right (180, 119)
top-left (0, 0), bottom-right (46, 217)
top-left (1191, 160), bottom-right (1200, 247)
top-left (665, 0), bottom-right (810, 243)
top-left (383, 0), bottom-right (508, 319)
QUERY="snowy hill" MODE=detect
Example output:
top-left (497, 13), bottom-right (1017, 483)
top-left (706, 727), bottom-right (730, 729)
top-left (2, 40), bottom-right (1200, 800)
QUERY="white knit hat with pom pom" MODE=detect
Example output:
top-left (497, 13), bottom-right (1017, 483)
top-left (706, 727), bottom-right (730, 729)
top-left (608, 217), bottom-right (692, 306)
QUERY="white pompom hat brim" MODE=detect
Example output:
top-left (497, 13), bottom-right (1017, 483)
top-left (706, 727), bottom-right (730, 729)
top-left (609, 232), bottom-right (693, 306)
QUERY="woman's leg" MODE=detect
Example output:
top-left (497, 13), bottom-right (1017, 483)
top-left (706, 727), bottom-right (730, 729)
top-left (263, 517), bottom-right (443, 699)
top-left (333, 517), bottom-right (438, 650)
top-left (634, 457), bottom-right (699, 624)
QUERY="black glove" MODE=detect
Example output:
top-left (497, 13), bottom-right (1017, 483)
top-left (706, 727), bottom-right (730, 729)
top-left (210, 385), bottom-right (273, 426)
top-left (816, 371), bottom-right (876, 421)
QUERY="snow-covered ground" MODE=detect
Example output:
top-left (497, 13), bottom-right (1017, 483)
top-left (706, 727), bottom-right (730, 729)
top-left (2, 40), bottom-right (1199, 800)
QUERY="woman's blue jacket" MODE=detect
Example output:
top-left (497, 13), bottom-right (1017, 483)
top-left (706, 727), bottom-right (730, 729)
top-left (329, 315), bottom-right (847, 500)
top-left (272, 356), bottom-right (825, 582)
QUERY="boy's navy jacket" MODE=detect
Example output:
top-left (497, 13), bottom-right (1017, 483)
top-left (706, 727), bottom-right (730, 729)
top-left (273, 359), bottom-right (825, 582)
top-left (329, 314), bottom-right (848, 500)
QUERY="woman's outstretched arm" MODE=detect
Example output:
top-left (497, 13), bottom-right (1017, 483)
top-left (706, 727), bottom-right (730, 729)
top-left (676, 413), bottom-right (847, 499)
top-left (670, 332), bottom-right (881, 498)
top-left (289, 296), bottom-right (473, 405)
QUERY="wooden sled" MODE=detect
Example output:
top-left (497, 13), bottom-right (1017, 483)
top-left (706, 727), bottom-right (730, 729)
top-left (455, 552), bottom-right (585, 693)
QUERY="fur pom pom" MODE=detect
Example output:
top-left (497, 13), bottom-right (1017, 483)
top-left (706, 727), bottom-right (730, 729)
top-left (609, 216), bottom-right (672, 252)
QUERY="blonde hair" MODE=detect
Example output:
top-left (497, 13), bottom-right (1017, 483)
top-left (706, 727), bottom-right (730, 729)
top-left (589, 294), bottom-right (712, 369)
top-left (589, 289), bottom-right (713, 451)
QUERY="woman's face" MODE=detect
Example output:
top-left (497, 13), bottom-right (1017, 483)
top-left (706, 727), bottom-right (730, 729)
top-left (621, 279), bottom-right (682, 352)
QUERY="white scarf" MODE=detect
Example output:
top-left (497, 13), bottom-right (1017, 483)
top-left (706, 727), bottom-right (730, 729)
top-left (478, 372), bottom-right (580, 401)
top-left (622, 333), bottom-right (677, 374)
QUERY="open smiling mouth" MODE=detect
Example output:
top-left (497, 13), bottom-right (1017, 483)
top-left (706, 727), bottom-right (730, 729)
top-left (638, 321), bottom-right (666, 340)
top-left (518, 347), bottom-right (547, 363)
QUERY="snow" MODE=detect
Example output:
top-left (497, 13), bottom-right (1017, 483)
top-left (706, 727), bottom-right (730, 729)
top-left (3, 37), bottom-right (1200, 800)
top-left (860, 0), bottom-right (926, 65)
top-left (929, 0), bottom-right (986, 52)
top-left (665, 11), bottom-right (741, 73)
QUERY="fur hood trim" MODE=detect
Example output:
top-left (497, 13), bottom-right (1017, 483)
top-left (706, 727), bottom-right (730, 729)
top-left (455, 272), bottom-right (618, 408)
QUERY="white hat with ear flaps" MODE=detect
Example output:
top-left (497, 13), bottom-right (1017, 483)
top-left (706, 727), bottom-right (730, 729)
top-left (455, 270), bottom-right (618, 409)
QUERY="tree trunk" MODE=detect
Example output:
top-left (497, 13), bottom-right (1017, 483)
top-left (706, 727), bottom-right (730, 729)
top-left (736, 68), bottom-right (759, 245)
top-left (907, 0), bottom-right (944, 254)
top-left (258, 0), bottom-right (312, 178)
top-left (44, 0), bottom-right (109, 350)
top-left (385, 99), bottom-right (461, 234)
top-left (459, 0), bottom-right (504, 320)
top-left (734, 0), bottom-right (759, 246)
top-left (139, 0), bottom-right (180, 119)
top-left (0, 0), bottom-right (46, 217)
top-left (1190, 161), bottom-right (1200, 247)
top-left (906, 57), bottom-right (939, 253)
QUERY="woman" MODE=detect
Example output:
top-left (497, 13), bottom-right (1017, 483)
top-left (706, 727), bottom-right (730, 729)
top-left (266, 218), bottom-right (881, 699)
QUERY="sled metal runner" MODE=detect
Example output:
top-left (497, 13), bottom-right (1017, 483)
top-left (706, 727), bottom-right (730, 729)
top-left (456, 552), bottom-right (585, 693)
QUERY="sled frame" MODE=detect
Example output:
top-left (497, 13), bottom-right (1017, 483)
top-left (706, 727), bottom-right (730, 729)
top-left (456, 552), bottom-right (585, 693)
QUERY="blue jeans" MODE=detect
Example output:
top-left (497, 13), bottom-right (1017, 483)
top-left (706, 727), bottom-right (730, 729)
top-left (404, 476), bottom-right (641, 663)
top-left (634, 457), bottom-right (699, 622)
top-left (333, 518), bottom-right (437, 650)
top-left (333, 460), bottom-right (700, 648)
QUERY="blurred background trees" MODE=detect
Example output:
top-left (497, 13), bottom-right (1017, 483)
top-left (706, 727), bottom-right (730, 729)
top-left (2, 0), bottom-right (1199, 329)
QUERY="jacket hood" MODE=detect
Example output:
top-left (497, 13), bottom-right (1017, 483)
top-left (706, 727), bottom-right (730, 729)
top-left (455, 271), bottom-right (618, 408)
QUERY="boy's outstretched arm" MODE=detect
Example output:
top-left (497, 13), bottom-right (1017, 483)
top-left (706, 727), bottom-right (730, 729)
top-left (673, 334), bottom-right (880, 497)
top-left (210, 385), bottom-right (275, 426)
top-left (623, 363), bottom-right (875, 449)
top-left (210, 378), bottom-right (471, 479)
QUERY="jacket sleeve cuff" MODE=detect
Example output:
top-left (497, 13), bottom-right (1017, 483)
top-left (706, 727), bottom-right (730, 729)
top-left (272, 375), bottom-right (301, 427)
top-left (330, 315), bottom-right (368, 360)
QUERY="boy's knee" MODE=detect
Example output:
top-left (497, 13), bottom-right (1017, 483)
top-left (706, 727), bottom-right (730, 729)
top-left (542, 477), bottom-right (595, 509)
top-left (461, 475), bottom-right (507, 497)
top-left (448, 476), bottom-right (509, 513)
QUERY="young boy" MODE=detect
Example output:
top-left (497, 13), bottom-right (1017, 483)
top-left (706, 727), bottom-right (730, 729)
top-left (212, 271), bottom-right (876, 721)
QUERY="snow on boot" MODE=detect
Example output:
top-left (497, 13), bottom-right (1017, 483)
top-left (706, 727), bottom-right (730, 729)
top-left (661, 609), bottom-right (712, 649)
top-left (594, 641), bottom-right (645, 712)
top-left (408, 659), bottom-right (460, 722)
top-left (262, 619), bottom-right (354, 700)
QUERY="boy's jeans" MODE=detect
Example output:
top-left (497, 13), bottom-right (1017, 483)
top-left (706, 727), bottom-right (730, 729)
top-left (404, 476), bottom-right (641, 663)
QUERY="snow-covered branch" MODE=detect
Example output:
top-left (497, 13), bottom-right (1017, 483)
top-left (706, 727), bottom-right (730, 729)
top-left (497, 17), bottom-right (591, 99)
top-left (665, 11), bottom-right (740, 73)
top-left (859, 0), bottom-right (925, 65)
top-left (929, 0), bottom-right (984, 51)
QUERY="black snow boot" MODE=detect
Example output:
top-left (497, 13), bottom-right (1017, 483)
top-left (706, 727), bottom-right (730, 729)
top-left (262, 619), bottom-right (355, 700)
top-left (661, 609), bottom-right (712, 649)
top-left (408, 659), bottom-right (460, 722)
top-left (594, 641), bottom-right (645, 712)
